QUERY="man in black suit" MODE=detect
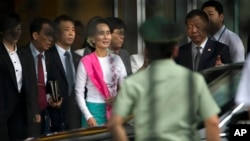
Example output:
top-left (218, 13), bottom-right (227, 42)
top-left (0, 13), bottom-right (40, 141)
top-left (20, 17), bottom-right (63, 136)
top-left (47, 15), bottom-right (81, 131)
top-left (175, 9), bottom-right (232, 71)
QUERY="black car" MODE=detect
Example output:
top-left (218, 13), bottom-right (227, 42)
top-left (199, 62), bottom-right (245, 141)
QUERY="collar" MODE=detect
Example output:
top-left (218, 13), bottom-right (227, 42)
top-left (192, 37), bottom-right (208, 50)
top-left (212, 25), bottom-right (226, 41)
top-left (151, 59), bottom-right (175, 67)
top-left (30, 42), bottom-right (45, 58)
top-left (55, 43), bottom-right (71, 56)
top-left (3, 43), bottom-right (17, 53)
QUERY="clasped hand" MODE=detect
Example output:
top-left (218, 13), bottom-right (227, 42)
top-left (105, 96), bottom-right (116, 105)
top-left (48, 97), bottom-right (63, 108)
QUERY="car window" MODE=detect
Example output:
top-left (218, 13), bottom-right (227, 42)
top-left (209, 70), bottom-right (241, 115)
top-left (197, 65), bottom-right (242, 129)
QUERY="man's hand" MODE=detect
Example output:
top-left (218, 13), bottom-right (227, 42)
top-left (215, 55), bottom-right (222, 67)
top-left (48, 97), bottom-right (63, 108)
top-left (105, 96), bottom-right (115, 105)
top-left (87, 117), bottom-right (97, 127)
top-left (33, 114), bottom-right (41, 123)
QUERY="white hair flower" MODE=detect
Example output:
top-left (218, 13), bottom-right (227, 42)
top-left (87, 37), bottom-right (95, 48)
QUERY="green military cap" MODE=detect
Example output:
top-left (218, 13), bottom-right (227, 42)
top-left (139, 16), bottom-right (182, 43)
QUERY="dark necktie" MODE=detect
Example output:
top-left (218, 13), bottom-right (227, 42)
top-left (194, 47), bottom-right (201, 71)
top-left (37, 54), bottom-right (47, 111)
top-left (64, 51), bottom-right (74, 95)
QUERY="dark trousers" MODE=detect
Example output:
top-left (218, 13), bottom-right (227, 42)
top-left (0, 96), bottom-right (26, 141)
top-left (8, 114), bottom-right (26, 141)
top-left (0, 116), bottom-right (26, 141)
top-left (28, 108), bottom-right (51, 138)
top-left (48, 95), bottom-right (81, 132)
top-left (37, 109), bottom-right (51, 134)
top-left (40, 109), bottom-right (51, 134)
top-left (48, 105), bottom-right (64, 132)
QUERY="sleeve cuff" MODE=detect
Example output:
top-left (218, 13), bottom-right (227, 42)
top-left (46, 94), bottom-right (51, 102)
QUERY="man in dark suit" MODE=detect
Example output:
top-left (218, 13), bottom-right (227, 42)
top-left (0, 13), bottom-right (40, 141)
top-left (175, 9), bottom-right (232, 71)
top-left (20, 17), bottom-right (63, 136)
top-left (47, 15), bottom-right (82, 132)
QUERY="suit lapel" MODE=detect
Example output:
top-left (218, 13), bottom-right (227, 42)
top-left (0, 43), bottom-right (18, 90)
top-left (199, 39), bottom-right (215, 70)
top-left (45, 51), bottom-right (50, 73)
top-left (24, 45), bottom-right (36, 72)
top-left (184, 43), bottom-right (193, 69)
top-left (17, 48), bottom-right (26, 81)
top-left (17, 47), bottom-right (33, 94)
top-left (51, 46), bottom-right (68, 81)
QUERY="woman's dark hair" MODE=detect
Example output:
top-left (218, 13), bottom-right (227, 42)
top-left (83, 16), bottom-right (110, 56)
top-left (85, 16), bottom-right (110, 37)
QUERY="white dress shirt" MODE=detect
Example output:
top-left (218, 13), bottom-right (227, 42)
top-left (130, 53), bottom-right (144, 73)
top-left (212, 25), bottom-right (245, 63)
top-left (55, 44), bottom-right (76, 80)
top-left (74, 48), bottom-right (85, 56)
top-left (191, 37), bottom-right (208, 68)
top-left (30, 43), bottom-right (47, 83)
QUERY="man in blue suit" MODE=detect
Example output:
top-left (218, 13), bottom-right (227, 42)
top-left (175, 9), bottom-right (232, 71)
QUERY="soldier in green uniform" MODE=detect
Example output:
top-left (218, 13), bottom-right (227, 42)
top-left (108, 16), bottom-right (221, 141)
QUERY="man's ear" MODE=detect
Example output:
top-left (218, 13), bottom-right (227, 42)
top-left (32, 32), bottom-right (38, 40)
top-left (172, 45), bottom-right (179, 58)
top-left (219, 14), bottom-right (224, 23)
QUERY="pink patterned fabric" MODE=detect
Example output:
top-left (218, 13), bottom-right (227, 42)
top-left (109, 54), bottom-right (118, 97)
top-left (81, 52), bottom-right (112, 119)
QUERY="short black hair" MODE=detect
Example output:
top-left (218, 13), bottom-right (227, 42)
top-left (145, 41), bottom-right (177, 60)
top-left (29, 17), bottom-right (52, 39)
top-left (185, 9), bottom-right (209, 25)
top-left (201, 0), bottom-right (224, 15)
top-left (105, 17), bottom-right (126, 33)
top-left (53, 15), bottom-right (75, 35)
top-left (0, 12), bottom-right (21, 34)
